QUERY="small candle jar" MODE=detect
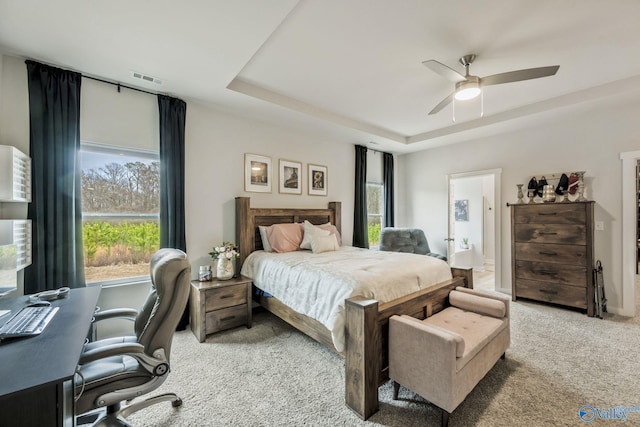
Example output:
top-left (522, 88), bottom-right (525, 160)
top-left (199, 265), bottom-right (213, 281)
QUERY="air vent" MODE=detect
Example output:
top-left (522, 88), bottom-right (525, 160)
top-left (130, 71), bottom-right (163, 85)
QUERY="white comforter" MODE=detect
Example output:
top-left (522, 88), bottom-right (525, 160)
top-left (240, 246), bottom-right (452, 352)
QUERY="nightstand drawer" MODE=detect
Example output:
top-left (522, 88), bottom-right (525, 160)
top-left (205, 285), bottom-right (247, 311)
top-left (515, 242), bottom-right (587, 266)
top-left (513, 204), bottom-right (585, 224)
top-left (206, 305), bottom-right (248, 334)
top-left (516, 279), bottom-right (587, 309)
top-left (515, 260), bottom-right (587, 287)
top-left (514, 223), bottom-right (585, 245)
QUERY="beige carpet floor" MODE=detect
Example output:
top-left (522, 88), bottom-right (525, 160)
top-left (124, 291), bottom-right (640, 427)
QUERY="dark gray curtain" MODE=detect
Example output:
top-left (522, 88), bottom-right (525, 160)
top-left (158, 95), bottom-right (186, 251)
top-left (25, 60), bottom-right (85, 293)
top-left (383, 152), bottom-right (395, 227)
top-left (353, 145), bottom-right (368, 248)
top-left (158, 94), bottom-right (188, 330)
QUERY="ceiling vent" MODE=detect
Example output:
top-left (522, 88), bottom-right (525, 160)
top-left (130, 71), bottom-right (163, 85)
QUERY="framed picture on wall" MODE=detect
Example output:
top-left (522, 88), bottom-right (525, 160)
top-left (279, 159), bottom-right (302, 194)
top-left (308, 164), bottom-right (328, 196)
top-left (244, 153), bottom-right (272, 193)
top-left (454, 200), bottom-right (468, 221)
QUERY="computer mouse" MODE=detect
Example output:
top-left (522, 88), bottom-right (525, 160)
top-left (28, 301), bottom-right (51, 307)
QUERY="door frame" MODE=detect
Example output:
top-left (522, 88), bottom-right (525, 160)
top-left (447, 168), bottom-right (503, 292)
top-left (620, 150), bottom-right (638, 317)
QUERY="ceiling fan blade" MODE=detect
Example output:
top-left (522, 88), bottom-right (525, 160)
top-left (481, 65), bottom-right (559, 86)
top-left (428, 92), bottom-right (455, 115)
top-left (422, 60), bottom-right (466, 83)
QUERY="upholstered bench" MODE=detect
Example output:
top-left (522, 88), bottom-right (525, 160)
top-left (389, 287), bottom-right (510, 426)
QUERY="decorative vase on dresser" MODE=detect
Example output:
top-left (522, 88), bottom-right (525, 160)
top-left (510, 200), bottom-right (595, 317)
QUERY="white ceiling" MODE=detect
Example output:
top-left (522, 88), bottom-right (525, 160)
top-left (1, 0), bottom-right (640, 154)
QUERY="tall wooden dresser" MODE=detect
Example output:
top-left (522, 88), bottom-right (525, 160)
top-left (510, 201), bottom-right (595, 316)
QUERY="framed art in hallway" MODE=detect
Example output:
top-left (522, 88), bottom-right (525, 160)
top-left (279, 159), bottom-right (302, 195)
top-left (244, 153), bottom-right (272, 193)
top-left (308, 164), bottom-right (327, 196)
top-left (455, 199), bottom-right (468, 221)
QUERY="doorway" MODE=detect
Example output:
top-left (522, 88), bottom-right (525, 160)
top-left (447, 169), bottom-right (502, 292)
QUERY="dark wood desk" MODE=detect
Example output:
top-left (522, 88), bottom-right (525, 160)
top-left (0, 286), bottom-right (100, 427)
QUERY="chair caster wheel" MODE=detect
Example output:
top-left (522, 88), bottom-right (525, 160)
top-left (172, 398), bottom-right (183, 407)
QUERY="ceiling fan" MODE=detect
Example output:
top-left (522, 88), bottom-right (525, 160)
top-left (423, 54), bottom-right (559, 115)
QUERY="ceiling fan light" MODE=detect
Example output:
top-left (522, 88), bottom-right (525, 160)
top-left (454, 80), bottom-right (481, 100)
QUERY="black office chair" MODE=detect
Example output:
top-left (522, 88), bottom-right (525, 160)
top-left (75, 248), bottom-right (191, 427)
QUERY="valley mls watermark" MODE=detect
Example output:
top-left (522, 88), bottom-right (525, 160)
top-left (579, 405), bottom-right (640, 423)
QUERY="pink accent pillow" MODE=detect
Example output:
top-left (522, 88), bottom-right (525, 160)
top-left (265, 223), bottom-right (304, 253)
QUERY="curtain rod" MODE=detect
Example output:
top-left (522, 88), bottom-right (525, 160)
top-left (82, 75), bottom-right (158, 97)
top-left (367, 146), bottom-right (391, 156)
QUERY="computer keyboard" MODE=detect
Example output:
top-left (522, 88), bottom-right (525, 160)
top-left (0, 306), bottom-right (58, 338)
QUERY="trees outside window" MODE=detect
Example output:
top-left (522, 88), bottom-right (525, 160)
top-left (367, 182), bottom-right (383, 247)
top-left (80, 144), bottom-right (159, 284)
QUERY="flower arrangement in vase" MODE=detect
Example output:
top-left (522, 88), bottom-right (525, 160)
top-left (209, 242), bottom-right (239, 280)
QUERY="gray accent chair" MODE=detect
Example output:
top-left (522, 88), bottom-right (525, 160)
top-left (389, 287), bottom-right (510, 426)
top-left (379, 227), bottom-right (447, 261)
top-left (75, 248), bottom-right (191, 427)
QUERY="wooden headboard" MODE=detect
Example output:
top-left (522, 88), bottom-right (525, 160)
top-left (235, 197), bottom-right (342, 268)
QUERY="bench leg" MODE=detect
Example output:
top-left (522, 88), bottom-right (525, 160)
top-left (442, 408), bottom-right (450, 427)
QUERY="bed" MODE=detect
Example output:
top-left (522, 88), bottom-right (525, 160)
top-left (235, 197), bottom-right (473, 420)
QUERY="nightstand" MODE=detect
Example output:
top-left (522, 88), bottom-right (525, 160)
top-left (189, 275), bottom-right (252, 342)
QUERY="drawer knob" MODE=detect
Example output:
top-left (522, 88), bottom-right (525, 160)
top-left (539, 232), bottom-right (558, 236)
top-left (538, 212), bottom-right (557, 216)
top-left (539, 289), bottom-right (559, 295)
top-left (220, 316), bottom-right (236, 322)
top-left (539, 251), bottom-right (558, 256)
top-left (220, 294), bottom-right (233, 299)
top-left (540, 270), bottom-right (557, 276)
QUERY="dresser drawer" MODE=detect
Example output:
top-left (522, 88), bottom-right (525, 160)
top-left (205, 284), bottom-right (247, 311)
top-left (206, 305), bottom-right (248, 334)
top-left (515, 260), bottom-right (587, 287)
top-left (513, 204), bottom-right (585, 224)
top-left (515, 242), bottom-right (587, 266)
top-left (514, 223), bottom-right (585, 245)
top-left (515, 279), bottom-right (587, 309)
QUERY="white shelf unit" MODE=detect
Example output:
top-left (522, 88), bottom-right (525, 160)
top-left (0, 145), bottom-right (31, 202)
top-left (0, 220), bottom-right (31, 270)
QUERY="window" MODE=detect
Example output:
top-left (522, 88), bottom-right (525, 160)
top-left (367, 182), bottom-right (384, 247)
top-left (80, 143), bottom-right (160, 284)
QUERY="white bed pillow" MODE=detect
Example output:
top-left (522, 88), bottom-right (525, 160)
top-left (310, 234), bottom-right (340, 254)
top-left (300, 220), bottom-right (330, 250)
top-left (259, 226), bottom-right (273, 252)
